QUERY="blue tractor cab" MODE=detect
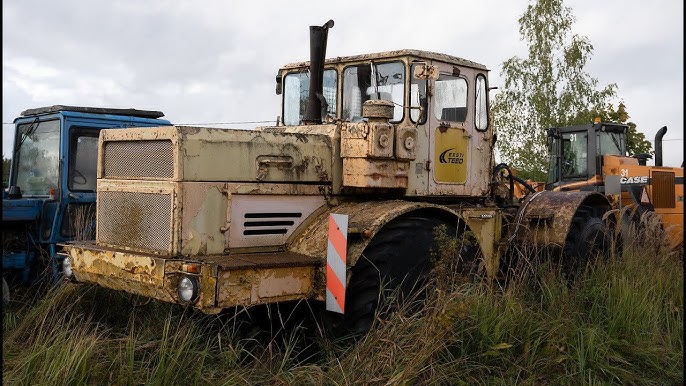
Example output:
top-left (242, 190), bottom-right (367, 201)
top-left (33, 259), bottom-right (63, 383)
top-left (2, 105), bottom-right (172, 292)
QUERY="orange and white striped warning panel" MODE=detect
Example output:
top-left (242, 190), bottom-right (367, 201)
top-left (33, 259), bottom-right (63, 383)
top-left (326, 213), bottom-right (348, 314)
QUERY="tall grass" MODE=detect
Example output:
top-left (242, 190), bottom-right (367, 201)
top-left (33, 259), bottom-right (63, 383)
top-left (3, 229), bottom-right (682, 385)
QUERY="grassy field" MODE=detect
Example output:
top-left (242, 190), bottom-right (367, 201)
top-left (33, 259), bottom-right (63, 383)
top-left (2, 236), bottom-right (683, 385)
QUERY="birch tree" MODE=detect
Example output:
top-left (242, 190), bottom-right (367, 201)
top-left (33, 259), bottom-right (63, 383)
top-left (492, 0), bottom-right (617, 180)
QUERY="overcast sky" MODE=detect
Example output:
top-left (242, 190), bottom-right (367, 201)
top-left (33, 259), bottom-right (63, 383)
top-left (3, 0), bottom-right (683, 167)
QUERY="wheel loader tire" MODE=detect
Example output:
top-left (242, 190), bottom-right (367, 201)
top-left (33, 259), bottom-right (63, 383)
top-left (621, 205), bottom-right (665, 251)
top-left (323, 215), bottom-right (460, 339)
top-left (562, 206), bottom-right (613, 277)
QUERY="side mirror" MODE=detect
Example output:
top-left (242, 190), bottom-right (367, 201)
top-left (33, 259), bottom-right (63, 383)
top-left (8, 185), bottom-right (22, 199)
top-left (275, 74), bottom-right (283, 95)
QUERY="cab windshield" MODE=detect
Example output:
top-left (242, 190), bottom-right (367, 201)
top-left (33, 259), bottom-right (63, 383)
top-left (13, 120), bottom-right (61, 196)
top-left (597, 131), bottom-right (625, 155)
top-left (342, 61), bottom-right (404, 122)
top-left (283, 69), bottom-right (337, 125)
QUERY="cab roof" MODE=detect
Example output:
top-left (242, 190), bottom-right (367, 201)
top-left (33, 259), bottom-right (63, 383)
top-left (280, 49), bottom-right (489, 71)
top-left (20, 105), bottom-right (165, 119)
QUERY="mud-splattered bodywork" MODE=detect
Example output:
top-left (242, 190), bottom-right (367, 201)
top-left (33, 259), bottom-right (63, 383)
top-left (62, 49), bottom-right (606, 312)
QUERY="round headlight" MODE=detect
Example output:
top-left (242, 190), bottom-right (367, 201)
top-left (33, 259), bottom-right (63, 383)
top-left (177, 275), bottom-right (198, 303)
top-left (62, 256), bottom-right (73, 279)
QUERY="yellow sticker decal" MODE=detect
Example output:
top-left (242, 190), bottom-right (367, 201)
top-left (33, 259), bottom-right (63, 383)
top-left (434, 128), bottom-right (467, 183)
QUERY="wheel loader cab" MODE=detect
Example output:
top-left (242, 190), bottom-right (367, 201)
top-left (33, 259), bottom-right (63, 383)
top-left (546, 122), bottom-right (628, 190)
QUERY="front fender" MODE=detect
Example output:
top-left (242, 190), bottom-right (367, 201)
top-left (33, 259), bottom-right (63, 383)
top-left (287, 200), bottom-right (460, 269)
top-left (512, 191), bottom-right (612, 248)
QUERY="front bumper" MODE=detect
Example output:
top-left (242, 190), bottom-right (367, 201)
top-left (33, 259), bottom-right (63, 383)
top-left (61, 242), bottom-right (322, 313)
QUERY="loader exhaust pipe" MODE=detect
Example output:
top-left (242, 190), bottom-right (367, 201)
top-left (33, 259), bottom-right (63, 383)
top-left (654, 126), bottom-right (667, 166)
top-left (302, 19), bottom-right (334, 125)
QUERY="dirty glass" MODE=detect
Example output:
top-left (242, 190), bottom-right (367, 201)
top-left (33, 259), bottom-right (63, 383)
top-left (283, 69), bottom-right (337, 125)
top-left (547, 135), bottom-right (561, 182)
top-left (434, 74), bottom-right (467, 122)
top-left (342, 61), bottom-right (404, 122)
top-left (410, 64), bottom-right (427, 124)
top-left (597, 131), bottom-right (624, 156)
top-left (561, 132), bottom-right (588, 178)
top-left (14, 120), bottom-right (61, 196)
top-left (475, 74), bottom-right (488, 131)
top-left (69, 133), bottom-right (99, 191)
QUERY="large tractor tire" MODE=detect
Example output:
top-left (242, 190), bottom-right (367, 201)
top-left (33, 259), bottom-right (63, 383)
top-left (562, 205), bottom-right (615, 277)
top-left (323, 214), bottom-right (475, 339)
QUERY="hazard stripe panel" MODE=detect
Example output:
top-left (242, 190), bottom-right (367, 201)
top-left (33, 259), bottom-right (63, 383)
top-left (326, 213), bottom-right (348, 313)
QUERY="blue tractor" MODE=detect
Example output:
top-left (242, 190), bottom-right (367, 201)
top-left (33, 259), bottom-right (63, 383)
top-left (2, 105), bottom-right (172, 303)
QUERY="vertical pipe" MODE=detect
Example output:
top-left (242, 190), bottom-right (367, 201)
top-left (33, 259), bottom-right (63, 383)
top-left (654, 126), bottom-right (667, 166)
top-left (302, 20), bottom-right (334, 125)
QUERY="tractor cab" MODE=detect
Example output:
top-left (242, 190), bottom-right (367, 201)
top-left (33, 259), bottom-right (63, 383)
top-left (274, 48), bottom-right (494, 197)
top-left (546, 121), bottom-right (629, 190)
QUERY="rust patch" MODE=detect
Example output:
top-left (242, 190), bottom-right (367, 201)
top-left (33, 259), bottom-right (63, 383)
top-left (216, 265), bottom-right (315, 308)
top-left (342, 158), bottom-right (409, 188)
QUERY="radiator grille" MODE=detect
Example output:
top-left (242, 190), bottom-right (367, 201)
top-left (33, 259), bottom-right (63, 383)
top-left (652, 171), bottom-right (675, 208)
top-left (98, 190), bottom-right (172, 252)
top-left (103, 140), bottom-right (174, 179)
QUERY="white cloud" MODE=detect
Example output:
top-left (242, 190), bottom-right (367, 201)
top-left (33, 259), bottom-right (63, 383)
top-left (2, 0), bottom-right (683, 167)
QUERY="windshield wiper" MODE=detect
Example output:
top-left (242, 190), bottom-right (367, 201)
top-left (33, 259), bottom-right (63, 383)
top-left (14, 117), bottom-right (40, 154)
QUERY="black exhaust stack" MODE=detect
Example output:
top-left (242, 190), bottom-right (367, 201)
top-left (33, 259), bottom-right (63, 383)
top-left (654, 126), bottom-right (667, 166)
top-left (302, 19), bottom-right (334, 125)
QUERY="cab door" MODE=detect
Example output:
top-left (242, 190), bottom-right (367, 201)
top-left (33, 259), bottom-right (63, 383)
top-left (427, 63), bottom-right (490, 197)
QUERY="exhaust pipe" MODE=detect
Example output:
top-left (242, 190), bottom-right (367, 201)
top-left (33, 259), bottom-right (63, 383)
top-left (654, 126), bottom-right (667, 166)
top-left (302, 19), bottom-right (334, 125)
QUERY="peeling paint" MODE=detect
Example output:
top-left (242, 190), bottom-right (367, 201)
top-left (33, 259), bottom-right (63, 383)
top-left (74, 49), bottom-right (617, 318)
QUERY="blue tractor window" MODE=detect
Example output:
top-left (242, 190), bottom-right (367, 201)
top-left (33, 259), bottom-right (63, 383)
top-left (69, 129), bottom-right (99, 191)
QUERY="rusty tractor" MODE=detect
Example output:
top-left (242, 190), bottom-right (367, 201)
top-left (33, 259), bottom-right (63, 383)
top-left (60, 20), bottom-right (621, 335)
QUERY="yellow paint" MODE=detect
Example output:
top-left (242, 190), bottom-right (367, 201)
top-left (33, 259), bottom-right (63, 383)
top-left (434, 128), bottom-right (468, 183)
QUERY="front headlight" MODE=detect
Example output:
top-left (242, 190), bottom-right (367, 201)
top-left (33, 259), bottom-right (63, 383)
top-left (62, 256), bottom-right (73, 279)
top-left (177, 275), bottom-right (198, 303)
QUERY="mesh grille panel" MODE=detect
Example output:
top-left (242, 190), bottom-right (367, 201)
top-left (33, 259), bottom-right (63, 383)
top-left (652, 171), bottom-right (675, 208)
top-left (98, 191), bottom-right (172, 252)
top-left (103, 140), bottom-right (174, 179)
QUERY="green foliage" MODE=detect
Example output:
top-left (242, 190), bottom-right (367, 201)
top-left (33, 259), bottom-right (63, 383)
top-left (626, 125), bottom-right (653, 156)
top-left (492, 0), bottom-right (618, 180)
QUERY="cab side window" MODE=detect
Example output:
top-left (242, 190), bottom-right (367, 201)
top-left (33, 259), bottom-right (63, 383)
top-left (475, 74), bottom-right (489, 131)
top-left (434, 74), bottom-right (467, 122)
top-left (69, 129), bottom-right (99, 191)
